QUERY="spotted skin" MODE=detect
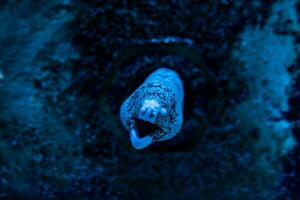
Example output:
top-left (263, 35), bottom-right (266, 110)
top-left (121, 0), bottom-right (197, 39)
top-left (120, 68), bottom-right (184, 143)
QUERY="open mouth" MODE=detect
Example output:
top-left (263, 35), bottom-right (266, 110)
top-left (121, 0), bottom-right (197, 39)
top-left (136, 118), bottom-right (161, 137)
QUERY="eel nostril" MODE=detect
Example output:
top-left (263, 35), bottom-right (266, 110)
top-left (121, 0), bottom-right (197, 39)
top-left (149, 112), bottom-right (155, 119)
top-left (136, 118), bottom-right (160, 138)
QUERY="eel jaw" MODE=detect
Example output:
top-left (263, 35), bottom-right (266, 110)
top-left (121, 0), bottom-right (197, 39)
top-left (130, 99), bottom-right (166, 149)
top-left (130, 128), bottom-right (152, 149)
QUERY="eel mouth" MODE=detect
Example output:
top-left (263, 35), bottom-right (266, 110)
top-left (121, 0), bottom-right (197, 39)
top-left (129, 118), bottom-right (161, 149)
top-left (136, 118), bottom-right (161, 137)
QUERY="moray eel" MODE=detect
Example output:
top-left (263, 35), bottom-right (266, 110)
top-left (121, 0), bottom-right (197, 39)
top-left (120, 68), bottom-right (184, 149)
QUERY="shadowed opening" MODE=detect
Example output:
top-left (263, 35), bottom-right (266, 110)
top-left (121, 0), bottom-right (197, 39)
top-left (136, 119), bottom-right (160, 137)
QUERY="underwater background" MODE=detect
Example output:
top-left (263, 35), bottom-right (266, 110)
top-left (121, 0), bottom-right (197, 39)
top-left (0, 0), bottom-right (300, 199)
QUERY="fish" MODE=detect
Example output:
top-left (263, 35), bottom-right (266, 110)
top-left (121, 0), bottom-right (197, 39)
top-left (120, 68), bottom-right (184, 149)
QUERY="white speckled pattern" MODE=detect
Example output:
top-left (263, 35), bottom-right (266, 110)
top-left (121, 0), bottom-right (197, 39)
top-left (120, 68), bottom-right (184, 149)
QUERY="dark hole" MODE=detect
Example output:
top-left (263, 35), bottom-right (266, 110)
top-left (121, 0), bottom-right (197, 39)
top-left (250, 128), bottom-right (260, 140)
top-left (136, 118), bottom-right (160, 137)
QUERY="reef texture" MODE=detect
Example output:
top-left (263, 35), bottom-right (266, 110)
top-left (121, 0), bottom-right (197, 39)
top-left (0, 0), bottom-right (300, 199)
